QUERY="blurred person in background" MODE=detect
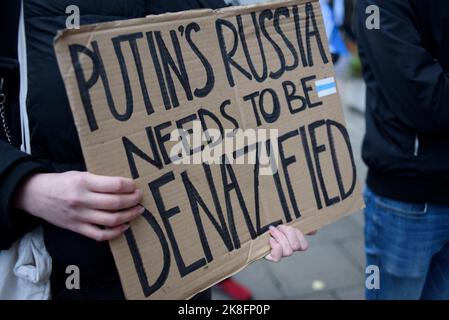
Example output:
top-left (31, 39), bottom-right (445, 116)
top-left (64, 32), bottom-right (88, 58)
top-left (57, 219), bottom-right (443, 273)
top-left (356, 0), bottom-right (449, 300)
top-left (320, 0), bottom-right (350, 63)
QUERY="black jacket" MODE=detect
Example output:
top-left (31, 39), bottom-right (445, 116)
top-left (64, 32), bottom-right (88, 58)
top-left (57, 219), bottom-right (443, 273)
top-left (356, 0), bottom-right (449, 204)
top-left (0, 0), bottom-right (227, 300)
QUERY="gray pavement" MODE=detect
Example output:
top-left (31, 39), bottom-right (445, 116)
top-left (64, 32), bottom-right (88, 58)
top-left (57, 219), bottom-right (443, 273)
top-left (213, 77), bottom-right (368, 300)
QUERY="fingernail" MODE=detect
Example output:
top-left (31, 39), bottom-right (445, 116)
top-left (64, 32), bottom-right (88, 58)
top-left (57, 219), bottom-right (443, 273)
top-left (123, 224), bottom-right (130, 231)
top-left (138, 206), bottom-right (145, 214)
top-left (269, 225), bottom-right (276, 231)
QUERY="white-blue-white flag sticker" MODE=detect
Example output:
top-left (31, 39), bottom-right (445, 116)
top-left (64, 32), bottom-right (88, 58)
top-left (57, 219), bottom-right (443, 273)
top-left (315, 77), bottom-right (337, 97)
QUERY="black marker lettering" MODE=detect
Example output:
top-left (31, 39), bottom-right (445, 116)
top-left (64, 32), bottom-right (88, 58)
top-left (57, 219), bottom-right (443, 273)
top-left (237, 14), bottom-right (268, 83)
top-left (155, 30), bottom-right (193, 108)
top-left (220, 158), bottom-right (257, 248)
top-left (122, 126), bottom-right (163, 179)
top-left (293, 5), bottom-right (308, 67)
top-left (124, 209), bottom-right (170, 297)
top-left (283, 80), bottom-right (306, 114)
top-left (111, 35), bottom-right (135, 121)
top-left (216, 18), bottom-right (252, 87)
top-left (305, 3), bottom-right (329, 66)
top-left (326, 120), bottom-right (356, 200)
top-left (146, 31), bottom-right (171, 110)
top-left (149, 172), bottom-right (206, 277)
top-left (254, 143), bottom-right (283, 234)
top-left (244, 91), bottom-right (262, 127)
top-left (185, 22), bottom-right (215, 98)
top-left (278, 130), bottom-right (301, 219)
top-left (220, 99), bottom-right (239, 132)
top-left (259, 9), bottom-right (285, 79)
top-left (266, 139), bottom-right (292, 222)
top-left (182, 169), bottom-right (234, 263)
top-left (302, 75), bottom-right (322, 108)
top-left (299, 125), bottom-right (323, 209)
top-left (259, 88), bottom-right (281, 124)
top-left (69, 43), bottom-right (101, 131)
top-left (308, 120), bottom-right (339, 206)
top-left (274, 7), bottom-right (299, 71)
top-left (154, 121), bottom-right (173, 165)
top-left (112, 32), bottom-right (154, 116)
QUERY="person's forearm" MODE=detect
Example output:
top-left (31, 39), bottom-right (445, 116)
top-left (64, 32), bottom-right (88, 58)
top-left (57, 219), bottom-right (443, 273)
top-left (11, 171), bottom-right (144, 241)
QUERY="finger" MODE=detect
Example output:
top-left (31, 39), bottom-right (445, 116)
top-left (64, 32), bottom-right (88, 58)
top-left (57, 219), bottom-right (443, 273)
top-left (269, 226), bottom-right (293, 257)
top-left (79, 205), bottom-right (145, 227)
top-left (295, 229), bottom-right (309, 251)
top-left (76, 223), bottom-right (130, 242)
top-left (84, 189), bottom-right (143, 211)
top-left (265, 237), bottom-right (282, 262)
top-left (84, 173), bottom-right (136, 194)
top-left (278, 225), bottom-right (302, 251)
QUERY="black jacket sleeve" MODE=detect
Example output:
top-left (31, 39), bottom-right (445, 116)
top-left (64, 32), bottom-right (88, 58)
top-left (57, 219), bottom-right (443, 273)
top-left (0, 140), bottom-right (49, 249)
top-left (356, 0), bottom-right (449, 134)
top-left (0, 0), bottom-right (50, 249)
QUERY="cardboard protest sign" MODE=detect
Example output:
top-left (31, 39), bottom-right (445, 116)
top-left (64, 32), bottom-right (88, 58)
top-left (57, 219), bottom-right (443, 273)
top-left (54, 0), bottom-right (364, 299)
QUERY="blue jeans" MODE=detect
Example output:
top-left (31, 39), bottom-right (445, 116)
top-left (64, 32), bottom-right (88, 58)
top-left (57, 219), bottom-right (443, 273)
top-left (364, 187), bottom-right (449, 300)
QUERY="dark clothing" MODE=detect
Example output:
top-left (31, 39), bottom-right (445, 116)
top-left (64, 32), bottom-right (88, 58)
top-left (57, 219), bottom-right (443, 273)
top-left (356, 0), bottom-right (449, 204)
top-left (364, 187), bottom-right (449, 300)
top-left (0, 0), bottom-right (46, 250)
top-left (0, 0), bottom-right (227, 300)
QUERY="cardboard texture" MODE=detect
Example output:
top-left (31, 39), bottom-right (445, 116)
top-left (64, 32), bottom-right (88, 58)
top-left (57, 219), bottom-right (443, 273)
top-left (54, 0), bottom-right (364, 299)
